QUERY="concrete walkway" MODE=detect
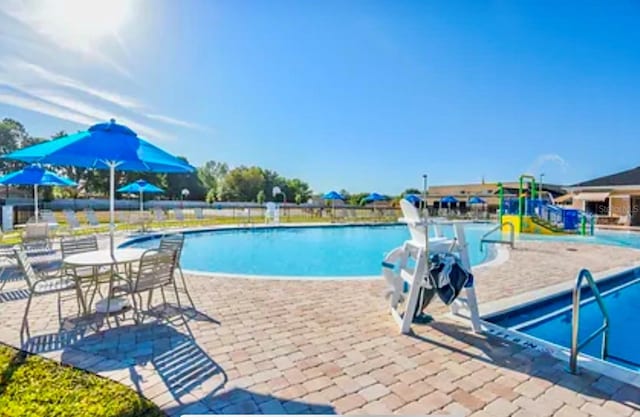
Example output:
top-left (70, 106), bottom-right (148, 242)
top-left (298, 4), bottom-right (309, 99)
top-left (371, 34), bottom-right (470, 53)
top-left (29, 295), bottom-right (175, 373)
top-left (0, 236), bottom-right (639, 416)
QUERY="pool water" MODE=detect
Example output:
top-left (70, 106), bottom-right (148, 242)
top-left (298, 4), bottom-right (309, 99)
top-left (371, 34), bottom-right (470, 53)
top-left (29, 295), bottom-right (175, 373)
top-left (487, 268), bottom-right (640, 371)
top-left (123, 224), bottom-right (493, 277)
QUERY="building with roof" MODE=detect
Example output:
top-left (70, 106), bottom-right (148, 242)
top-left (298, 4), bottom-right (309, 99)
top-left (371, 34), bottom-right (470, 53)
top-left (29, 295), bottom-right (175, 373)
top-left (565, 166), bottom-right (640, 226)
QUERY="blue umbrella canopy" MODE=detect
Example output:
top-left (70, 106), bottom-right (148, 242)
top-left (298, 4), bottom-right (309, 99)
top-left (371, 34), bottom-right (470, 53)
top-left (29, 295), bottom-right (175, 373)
top-left (404, 194), bottom-right (422, 204)
top-left (0, 164), bottom-right (76, 222)
top-left (118, 179), bottom-right (164, 194)
top-left (3, 119), bottom-right (194, 252)
top-left (440, 195), bottom-right (458, 204)
top-left (3, 119), bottom-right (194, 173)
top-left (363, 192), bottom-right (389, 203)
top-left (468, 196), bottom-right (486, 204)
top-left (323, 191), bottom-right (344, 200)
top-left (0, 164), bottom-right (76, 186)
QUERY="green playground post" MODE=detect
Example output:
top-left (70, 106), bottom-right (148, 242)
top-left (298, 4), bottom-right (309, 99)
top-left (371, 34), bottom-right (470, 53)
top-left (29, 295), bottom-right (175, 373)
top-left (518, 174), bottom-right (537, 233)
top-left (497, 182), bottom-right (504, 225)
top-left (580, 215), bottom-right (586, 236)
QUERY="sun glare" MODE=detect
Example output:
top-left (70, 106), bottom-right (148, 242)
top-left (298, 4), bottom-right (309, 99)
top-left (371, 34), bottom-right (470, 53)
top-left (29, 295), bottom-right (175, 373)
top-left (32, 0), bottom-right (132, 49)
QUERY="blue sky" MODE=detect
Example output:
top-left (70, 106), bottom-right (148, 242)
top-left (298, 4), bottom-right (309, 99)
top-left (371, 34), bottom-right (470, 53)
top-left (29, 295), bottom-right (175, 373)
top-left (0, 0), bottom-right (639, 194)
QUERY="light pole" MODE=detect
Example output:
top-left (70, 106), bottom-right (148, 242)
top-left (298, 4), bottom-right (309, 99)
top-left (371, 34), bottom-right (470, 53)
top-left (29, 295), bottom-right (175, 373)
top-left (422, 174), bottom-right (428, 215)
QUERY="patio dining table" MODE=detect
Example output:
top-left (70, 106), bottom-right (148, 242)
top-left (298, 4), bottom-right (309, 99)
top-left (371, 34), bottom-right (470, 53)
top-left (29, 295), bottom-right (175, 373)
top-left (63, 248), bottom-right (148, 323)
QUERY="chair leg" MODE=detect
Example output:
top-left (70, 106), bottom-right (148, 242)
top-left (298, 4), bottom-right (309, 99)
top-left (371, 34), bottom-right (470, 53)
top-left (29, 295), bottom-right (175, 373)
top-left (21, 292), bottom-right (34, 343)
top-left (177, 266), bottom-right (196, 310)
top-left (160, 287), bottom-right (167, 305)
top-left (172, 281), bottom-right (188, 327)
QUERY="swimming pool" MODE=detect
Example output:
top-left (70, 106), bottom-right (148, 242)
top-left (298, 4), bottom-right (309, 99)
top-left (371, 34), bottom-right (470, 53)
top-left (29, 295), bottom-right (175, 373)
top-left (486, 268), bottom-right (640, 373)
top-left (122, 223), bottom-right (494, 278)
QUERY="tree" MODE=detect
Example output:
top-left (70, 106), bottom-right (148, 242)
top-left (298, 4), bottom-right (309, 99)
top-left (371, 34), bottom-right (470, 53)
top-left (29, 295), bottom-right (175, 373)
top-left (285, 178), bottom-right (312, 203)
top-left (163, 157), bottom-right (206, 200)
top-left (219, 166), bottom-right (265, 201)
top-left (197, 160), bottom-right (228, 201)
top-left (403, 188), bottom-right (421, 196)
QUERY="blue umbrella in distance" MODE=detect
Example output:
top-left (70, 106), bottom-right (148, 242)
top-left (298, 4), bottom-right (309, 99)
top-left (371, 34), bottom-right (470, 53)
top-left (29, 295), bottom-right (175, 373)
top-left (468, 196), bottom-right (486, 205)
top-left (404, 194), bottom-right (422, 204)
top-left (118, 179), bottom-right (164, 212)
top-left (0, 164), bottom-right (76, 222)
top-left (323, 191), bottom-right (345, 216)
top-left (363, 192), bottom-right (389, 204)
top-left (3, 119), bottom-right (194, 252)
top-left (322, 191), bottom-right (344, 200)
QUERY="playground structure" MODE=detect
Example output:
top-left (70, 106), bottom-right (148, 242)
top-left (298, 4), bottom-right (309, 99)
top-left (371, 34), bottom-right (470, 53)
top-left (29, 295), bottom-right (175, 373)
top-left (499, 175), bottom-right (595, 236)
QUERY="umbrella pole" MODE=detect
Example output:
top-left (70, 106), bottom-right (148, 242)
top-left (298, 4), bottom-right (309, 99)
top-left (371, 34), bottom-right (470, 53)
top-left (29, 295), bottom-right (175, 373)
top-left (34, 184), bottom-right (39, 223)
top-left (109, 163), bottom-right (115, 256)
top-left (140, 191), bottom-right (143, 213)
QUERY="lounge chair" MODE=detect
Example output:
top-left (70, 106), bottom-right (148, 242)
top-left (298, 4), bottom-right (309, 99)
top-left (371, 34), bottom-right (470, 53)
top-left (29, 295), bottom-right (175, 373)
top-left (194, 207), bottom-right (205, 221)
top-left (173, 208), bottom-right (186, 225)
top-left (153, 208), bottom-right (167, 223)
top-left (63, 209), bottom-right (83, 233)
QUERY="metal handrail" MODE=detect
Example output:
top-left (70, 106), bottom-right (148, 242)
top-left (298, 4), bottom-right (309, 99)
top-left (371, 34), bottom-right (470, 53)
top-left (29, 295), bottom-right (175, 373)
top-left (480, 221), bottom-right (515, 251)
top-left (568, 269), bottom-right (610, 374)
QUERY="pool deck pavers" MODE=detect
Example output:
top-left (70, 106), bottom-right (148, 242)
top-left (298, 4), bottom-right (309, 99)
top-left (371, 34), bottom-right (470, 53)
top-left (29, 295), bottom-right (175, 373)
top-left (1, 236), bottom-right (640, 416)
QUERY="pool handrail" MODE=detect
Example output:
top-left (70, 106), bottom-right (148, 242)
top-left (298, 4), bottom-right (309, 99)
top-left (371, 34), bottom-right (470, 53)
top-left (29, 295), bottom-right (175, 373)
top-left (480, 221), bottom-right (515, 251)
top-left (568, 268), bottom-right (610, 374)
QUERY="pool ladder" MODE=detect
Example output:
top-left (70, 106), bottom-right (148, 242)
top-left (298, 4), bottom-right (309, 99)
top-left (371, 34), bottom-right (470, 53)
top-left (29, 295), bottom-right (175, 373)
top-left (480, 221), bottom-right (515, 251)
top-left (568, 269), bottom-right (610, 374)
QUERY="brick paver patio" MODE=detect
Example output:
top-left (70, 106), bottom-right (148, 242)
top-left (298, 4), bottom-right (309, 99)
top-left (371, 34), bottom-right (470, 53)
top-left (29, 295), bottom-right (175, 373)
top-left (0, 237), bottom-right (639, 416)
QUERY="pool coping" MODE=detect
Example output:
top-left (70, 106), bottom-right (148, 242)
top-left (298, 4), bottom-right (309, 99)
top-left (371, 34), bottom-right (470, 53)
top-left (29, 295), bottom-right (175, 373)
top-left (477, 261), bottom-right (640, 388)
top-left (119, 222), bottom-right (507, 281)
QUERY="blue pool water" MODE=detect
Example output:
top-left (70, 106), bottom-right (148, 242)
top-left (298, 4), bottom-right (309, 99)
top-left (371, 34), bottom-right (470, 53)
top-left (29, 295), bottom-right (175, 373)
top-left (487, 268), bottom-right (640, 371)
top-left (123, 224), bottom-right (493, 277)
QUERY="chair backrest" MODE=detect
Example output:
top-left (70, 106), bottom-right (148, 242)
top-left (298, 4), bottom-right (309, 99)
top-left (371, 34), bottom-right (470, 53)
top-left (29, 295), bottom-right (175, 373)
top-left (63, 210), bottom-right (81, 228)
top-left (40, 210), bottom-right (58, 224)
top-left (60, 235), bottom-right (98, 257)
top-left (132, 249), bottom-right (177, 293)
top-left (85, 209), bottom-right (100, 226)
top-left (24, 223), bottom-right (49, 239)
top-left (400, 199), bottom-right (427, 246)
top-left (194, 207), bottom-right (204, 219)
top-left (13, 247), bottom-right (37, 289)
top-left (174, 208), bottom-right (184, 220)
top-left (159, 233), bottom-right (185, 260)
top-left (154, 208), bottom-right (166, 221)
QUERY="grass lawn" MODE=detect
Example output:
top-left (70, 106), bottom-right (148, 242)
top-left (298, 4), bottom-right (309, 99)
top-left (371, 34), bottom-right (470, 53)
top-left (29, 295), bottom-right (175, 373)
top-left (0, 343), bottom-right (164, 417)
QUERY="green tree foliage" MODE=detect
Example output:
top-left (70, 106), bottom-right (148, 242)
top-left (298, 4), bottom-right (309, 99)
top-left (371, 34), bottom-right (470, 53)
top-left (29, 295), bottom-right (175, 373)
top-left (219, 166), bottom-right (266, 201)
top-left (197, 160), bottom-right (228, 201)
top-left (403, 188), bottom-right (421, 196)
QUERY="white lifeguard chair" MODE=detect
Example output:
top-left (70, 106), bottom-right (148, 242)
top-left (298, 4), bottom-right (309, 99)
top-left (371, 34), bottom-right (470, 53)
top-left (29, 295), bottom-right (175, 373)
top-left (382, 200), bottom-right (481, 334)
top-left (265, 202), bottom-right (280, 224)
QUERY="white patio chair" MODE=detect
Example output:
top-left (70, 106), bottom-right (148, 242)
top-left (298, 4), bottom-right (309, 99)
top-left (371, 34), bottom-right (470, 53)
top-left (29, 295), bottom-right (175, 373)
top-left (112, 248), bottom-right (181, 324)
top-left (265, 202), bottom-right (280, 224)
top-left (159, 234), bottom-right (195, 310)
top-left (22, 223), bottom-right (51, 250)
top-left (60, 235), bottom-right (110, 308)
top-left (194, 207), bottom-right (205, 221)
top-left (14, 247), bottom-right (81, 341)
top-left (173, 208), bottom-right (186, 225)
top-left (63, 209), bottom-right (82, 233)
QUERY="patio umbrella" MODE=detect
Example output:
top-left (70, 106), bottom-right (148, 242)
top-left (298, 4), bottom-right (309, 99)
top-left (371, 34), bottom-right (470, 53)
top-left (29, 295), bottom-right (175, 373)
top-left (404, 194), bottom-right (422, 204)
top-left (0, 164), bottom-right (76, 222)
top-left (117, 179), bottom-right (164, 213)
top-left (468, 196), bottom-right (485, 205)
top-left (441, 195), bottom-right (458, 211)
top-left (363, 192), bottom-right (389, 203)
top-left (3, 119), bottom-right (194, 253)
top-left (323, 190), bottom-right (345, 217)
